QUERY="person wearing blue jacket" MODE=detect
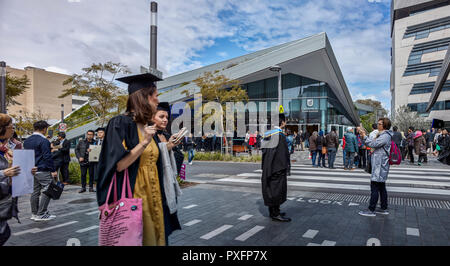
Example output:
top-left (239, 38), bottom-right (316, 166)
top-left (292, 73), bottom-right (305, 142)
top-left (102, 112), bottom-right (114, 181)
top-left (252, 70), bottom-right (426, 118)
top-left (23, 121), bottom-right (58, 222)
top-left (344, 127), bottom-right (358, 170)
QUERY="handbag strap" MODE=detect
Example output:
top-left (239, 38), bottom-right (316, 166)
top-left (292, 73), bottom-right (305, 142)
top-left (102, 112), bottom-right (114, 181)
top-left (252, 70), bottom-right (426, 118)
top-left (104, 173), bottom-right (118, 205)
top-left (120, 169), bottom-right (132, 199)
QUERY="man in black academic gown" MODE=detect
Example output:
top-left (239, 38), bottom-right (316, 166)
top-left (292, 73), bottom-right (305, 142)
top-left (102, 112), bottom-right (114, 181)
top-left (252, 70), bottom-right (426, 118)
top-left (261, 113), bottom-right (291, 222)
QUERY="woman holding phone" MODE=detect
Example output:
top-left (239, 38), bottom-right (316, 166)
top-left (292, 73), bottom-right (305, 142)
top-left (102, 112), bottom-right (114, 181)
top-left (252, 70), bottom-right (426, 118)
top-left (96, 73), bottom-right (173, 246)
top-left (152, 102), bottom-right (184, 242)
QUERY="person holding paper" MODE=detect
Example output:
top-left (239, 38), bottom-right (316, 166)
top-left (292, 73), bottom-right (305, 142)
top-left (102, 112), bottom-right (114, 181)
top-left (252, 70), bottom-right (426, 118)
top-left (91, 127), bottom-right (105, 182)
top-left (0, 114), bottom-right (37, 245)
top-left (24, 121), bottom-right (58, 222)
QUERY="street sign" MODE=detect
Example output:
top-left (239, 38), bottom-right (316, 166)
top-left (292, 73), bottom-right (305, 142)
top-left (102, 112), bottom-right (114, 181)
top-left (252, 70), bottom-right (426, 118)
top-left (59, 123), bottom-right (67, 132)
top-left (279, 105), bottom-right (284, 114)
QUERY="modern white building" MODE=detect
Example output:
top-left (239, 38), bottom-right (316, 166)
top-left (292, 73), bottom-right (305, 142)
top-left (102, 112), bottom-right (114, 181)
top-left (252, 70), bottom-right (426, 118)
top-left (391, 0), bottom-right (450, 127)
top-left (157, 32), bottom-right (359, 138)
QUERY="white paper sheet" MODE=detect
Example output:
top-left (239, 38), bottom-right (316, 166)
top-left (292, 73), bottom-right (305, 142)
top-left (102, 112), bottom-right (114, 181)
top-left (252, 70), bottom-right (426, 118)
top-left (12, 149), bottom-right (35, 197)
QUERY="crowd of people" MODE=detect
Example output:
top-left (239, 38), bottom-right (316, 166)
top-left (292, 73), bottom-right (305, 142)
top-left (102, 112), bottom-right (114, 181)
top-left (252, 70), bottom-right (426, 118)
top-left (301, 126), bottom-right (450, 169)
top-left (0, 75), bottom-right (449, 246)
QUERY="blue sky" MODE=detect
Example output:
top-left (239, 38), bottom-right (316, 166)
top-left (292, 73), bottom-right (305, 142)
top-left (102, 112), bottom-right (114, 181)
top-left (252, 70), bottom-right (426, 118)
top-left (0, 0), bottom-right (392, 111)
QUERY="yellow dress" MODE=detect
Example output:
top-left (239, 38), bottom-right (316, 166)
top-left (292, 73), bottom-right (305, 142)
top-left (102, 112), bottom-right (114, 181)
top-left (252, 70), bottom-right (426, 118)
top-left (132, 129), bottom-right (165, 246)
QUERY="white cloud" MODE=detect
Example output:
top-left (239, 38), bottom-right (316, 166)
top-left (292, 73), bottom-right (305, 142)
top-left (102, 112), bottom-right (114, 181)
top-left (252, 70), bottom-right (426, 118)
top-left (1, 0), bottom-right (392, 94)
top-left (0, 0), bottom-right (234, 76)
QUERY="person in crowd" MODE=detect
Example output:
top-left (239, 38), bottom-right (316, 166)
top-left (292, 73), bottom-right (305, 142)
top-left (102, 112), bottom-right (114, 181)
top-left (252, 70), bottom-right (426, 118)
top-left (342, 134), bottom-right (346, 167)
top-left (425, 129), bottom-right (433, 155)
top-left (304, 130), bottom-right (310, 149)
top-left (255, 131), bottom-right (262, 152)
top-left (434, 128), bottom-right (442, 154)
top-left (0, 114), bottom-right (37, 245)
top-left (152, 102), bottom-right (183, 242)
top-left (392, 126), bottom-right (402, 151)
top-left (24, 121), bottom-right (57, 222)
top-left (414, 130), bottom-right (427, 166)
top-left (406, 127), bottom-right (416, 163)
top-left (400, 131), bottom-right (408, 160)
top-left (292, 131), bottom-right (297, 151)
top-left (91, 127), bottom-right (105, 182)
top-left (96, 73), bottom-right (181, 246)
top-left (437, 128), bottom-right (450, 165)
top-left (430, 128), bottom-right (436, 153)
top-left (11, 132), bottom-right (22, 149)
top-left (51, 138), bottom-right (61, 173)
top-left (316, 130), bottom-right (326, 168)
top-left (325, 126), bottom-right (339, 169)
top-left (309, 131), bottom-right (318, 167)
top-left (297, 130), bottom-right (304, 151)
top-left (185, 133), bottom-right (195, 165)
top-left (359, 118), bottom-right (393, 217)
top-left (75, 130), bottom-right (96, 193)
top-left (355, 126), bottom-right (367, 169)
top-left (51, 132), bottom-right (71, 185)
top-left (344, 127), bottom-right (358, 170)
top-left (286, 129), bottom-right (294, 155)
top-left (261, 113), bottom-right (291, 222)
top-left (244, 131), bottom-right (250, 154)
top-left (248, 131), bottom-right (257, 155)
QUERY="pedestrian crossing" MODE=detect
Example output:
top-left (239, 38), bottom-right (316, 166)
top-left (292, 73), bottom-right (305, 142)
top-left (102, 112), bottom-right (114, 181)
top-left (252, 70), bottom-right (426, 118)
top-left (215, 165), bottom-right (450, 197)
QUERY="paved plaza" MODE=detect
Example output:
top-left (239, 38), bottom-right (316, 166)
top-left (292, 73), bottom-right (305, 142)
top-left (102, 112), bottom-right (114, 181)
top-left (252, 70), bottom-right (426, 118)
top-left (5, 151), bottom-right (450, 246)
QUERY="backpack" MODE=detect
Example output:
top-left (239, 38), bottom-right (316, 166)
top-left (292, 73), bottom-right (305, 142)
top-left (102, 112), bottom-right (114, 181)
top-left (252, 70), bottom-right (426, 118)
top-left (384, 135), bottom-right (402, 165)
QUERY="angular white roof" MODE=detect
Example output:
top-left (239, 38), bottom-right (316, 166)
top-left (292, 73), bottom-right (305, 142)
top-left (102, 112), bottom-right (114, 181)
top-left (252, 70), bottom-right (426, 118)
top-left (157, 32), bottom-right (360, 125)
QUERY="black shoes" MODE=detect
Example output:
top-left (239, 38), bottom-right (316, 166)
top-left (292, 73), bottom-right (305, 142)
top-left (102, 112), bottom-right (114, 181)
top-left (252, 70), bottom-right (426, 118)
top-left (271, 215), bottom-right (292, 222)
top-left (78, 188), bottom-right (86, 193)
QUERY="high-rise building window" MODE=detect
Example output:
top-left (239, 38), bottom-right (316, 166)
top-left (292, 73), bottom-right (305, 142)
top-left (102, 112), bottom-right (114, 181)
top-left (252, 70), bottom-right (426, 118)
top-left (403, 16), bottom-right (450, 40)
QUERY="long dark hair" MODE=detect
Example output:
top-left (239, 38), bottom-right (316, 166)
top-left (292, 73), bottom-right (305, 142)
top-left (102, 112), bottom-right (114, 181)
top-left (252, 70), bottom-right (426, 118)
top-left (125, 86), bottom-right (157, 124)
top-left (0, 114), bottom-right (12, 136)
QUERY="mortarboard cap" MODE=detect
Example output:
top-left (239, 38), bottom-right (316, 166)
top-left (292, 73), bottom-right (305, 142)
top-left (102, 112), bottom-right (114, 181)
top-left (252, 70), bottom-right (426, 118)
top-left (116, 73), bottom-right (162, 95)
top-left (156, 102), bottom-right (171, 117)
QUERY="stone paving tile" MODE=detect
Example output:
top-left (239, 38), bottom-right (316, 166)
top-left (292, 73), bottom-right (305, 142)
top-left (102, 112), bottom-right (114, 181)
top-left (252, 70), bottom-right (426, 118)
top-left (6, 183), bottom-right (450, 246)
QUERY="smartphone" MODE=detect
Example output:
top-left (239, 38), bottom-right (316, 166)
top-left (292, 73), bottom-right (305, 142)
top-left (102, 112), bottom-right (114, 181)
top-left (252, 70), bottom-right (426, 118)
top-left (173, 127), bottom-right (188, 143)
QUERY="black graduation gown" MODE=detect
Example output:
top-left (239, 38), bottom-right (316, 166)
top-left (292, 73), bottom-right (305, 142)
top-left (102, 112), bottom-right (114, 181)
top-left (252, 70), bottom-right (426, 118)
top-left (261, 129), bottom-right (290, 207)
top-left (154, 132), bottom-right (182, 243)
top-left (437, 135), bottom-right (450, 165)
top-left (96, 115), bottom-right (140, 206)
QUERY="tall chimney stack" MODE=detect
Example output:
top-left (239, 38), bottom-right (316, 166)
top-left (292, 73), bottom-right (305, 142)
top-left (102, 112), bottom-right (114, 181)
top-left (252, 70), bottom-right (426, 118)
top-left (150, 1), bottom-right (157, 70)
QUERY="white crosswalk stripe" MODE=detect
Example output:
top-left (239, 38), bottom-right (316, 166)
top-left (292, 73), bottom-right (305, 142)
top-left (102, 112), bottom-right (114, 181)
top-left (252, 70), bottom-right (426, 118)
top-left (215, 164), bottom-right (450, 197)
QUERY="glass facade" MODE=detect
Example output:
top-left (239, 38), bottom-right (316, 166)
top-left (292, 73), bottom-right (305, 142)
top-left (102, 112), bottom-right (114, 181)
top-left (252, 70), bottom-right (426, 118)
top-left (240, 73), bottom-right (354, 134)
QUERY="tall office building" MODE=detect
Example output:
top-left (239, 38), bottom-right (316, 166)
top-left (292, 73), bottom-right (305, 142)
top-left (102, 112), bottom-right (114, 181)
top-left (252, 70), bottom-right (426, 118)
top-left (391, 0), bottom-right (450, 127)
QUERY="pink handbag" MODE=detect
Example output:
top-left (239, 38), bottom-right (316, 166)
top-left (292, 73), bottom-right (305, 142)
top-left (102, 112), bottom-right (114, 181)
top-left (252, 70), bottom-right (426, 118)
top-left (98, 169), bottom-right (143, 246)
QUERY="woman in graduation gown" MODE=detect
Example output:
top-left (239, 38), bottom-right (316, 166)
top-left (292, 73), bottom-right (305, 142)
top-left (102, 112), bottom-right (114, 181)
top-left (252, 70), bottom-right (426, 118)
top-left (96, 73), bottom-right (175, 246)
top-left (152, 102), bottom-right (183, 243)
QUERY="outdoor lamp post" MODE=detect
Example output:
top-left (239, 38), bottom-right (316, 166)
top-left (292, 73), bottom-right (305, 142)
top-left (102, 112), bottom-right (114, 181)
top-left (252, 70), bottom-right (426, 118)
top-left (269, 65), bottom-right (282, 111)
top-left (0, 61), bottom-right (6, 114)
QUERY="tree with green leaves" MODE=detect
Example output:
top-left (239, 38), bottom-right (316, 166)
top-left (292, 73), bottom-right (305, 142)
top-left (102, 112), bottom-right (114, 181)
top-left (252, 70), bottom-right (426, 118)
top-left (59, 62), bottom-right (130, 127)
top-left (6, 73), bottom-right (30, 107)
top-left (11, 108), bottom-right (49, 140)
top-left (392, 105), bottom-right (431, 133)
top-left (356, 99), bottom-right (388, 117)
top-left (182, 71), bottom-right (249, 153)
top-left (360, 112), bottom-right (375, 133)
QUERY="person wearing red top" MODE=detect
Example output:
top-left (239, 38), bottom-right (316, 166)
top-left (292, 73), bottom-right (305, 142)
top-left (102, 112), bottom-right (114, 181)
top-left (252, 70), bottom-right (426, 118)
top-left (342, 135), bottom-right (346, 167)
